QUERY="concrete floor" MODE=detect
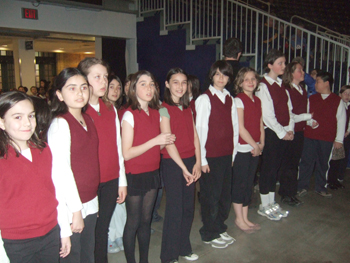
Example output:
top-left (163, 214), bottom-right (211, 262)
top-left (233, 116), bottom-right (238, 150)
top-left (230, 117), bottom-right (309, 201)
top-left (108, 174), bottom-right (350, 263)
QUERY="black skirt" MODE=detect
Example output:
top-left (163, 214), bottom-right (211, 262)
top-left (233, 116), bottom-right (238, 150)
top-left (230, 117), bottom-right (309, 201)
top-left (126, 169), bottom-right (160, 196)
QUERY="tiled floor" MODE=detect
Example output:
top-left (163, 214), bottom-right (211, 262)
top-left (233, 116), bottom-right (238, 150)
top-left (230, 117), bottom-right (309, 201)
top-left (108, 175), bottom-right (350, 263)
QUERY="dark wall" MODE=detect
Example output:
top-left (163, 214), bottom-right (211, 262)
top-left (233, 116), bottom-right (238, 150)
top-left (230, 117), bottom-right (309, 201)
top-left (102, 37), bottom-right (127, 83)
top-left (137, 13), bottom-right (216, 98)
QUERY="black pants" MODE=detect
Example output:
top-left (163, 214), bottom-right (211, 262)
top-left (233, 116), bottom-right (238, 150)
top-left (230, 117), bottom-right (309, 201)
top-left (61, 213), bottom-right (97, 263)
top-left (232, 152), bottom-right (259, 206)
top-left (3, 225), bottom-right (60, 263)
top-left (279, 131), bottom-right (304, 197)
top-left (259, 128), bottom-right (290, 194)
top-left (328, 135), bottom-right (350, 183)
top-left (95, 178), bottom-right (119, 263)
top-left (199, 155), bottom-right (232, 242)
top-left (298, 138), bottom-right (333, 192)
top-left (161, 156), bottom-right (195, 263)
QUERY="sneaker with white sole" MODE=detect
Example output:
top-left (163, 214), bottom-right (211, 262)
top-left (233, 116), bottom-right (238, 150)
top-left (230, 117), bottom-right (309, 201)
top-left (257, 204), bottom-right (281, 221)
top-left (270, 202), bottom-right (289, 217)
top-left (182, 253), bottom-right (199, 261)
top-left (203, 237), bottom-right (228, 248)
top-left (315, 190), bottom-right (332, 198)
top-left (220, 232), bottom-right (236, 244)
top-left (108, 239), bottom-right (120, 253)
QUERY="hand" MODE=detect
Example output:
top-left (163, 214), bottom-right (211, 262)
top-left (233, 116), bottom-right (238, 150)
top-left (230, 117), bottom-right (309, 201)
top-left (251, 145), bottom-right (262, 157)
top-left (192, 163), bottom-right (202, 181)
top-left (282, 133), bottom-right (292, 141)
top-left (155, 133), bottom-right (176, 145)
top-left (311, 112), bottom-right (314, 118)
top-left (287, 131), bottom-right (294, 140)
top-left (60, 237), bottom-right (71, 258)
top-left (258, 144), bottom-right (264, 152)
top-left (182, 169), bottom-right (195, 186)
top-left (117, 186), bottom-right (127, 204)
top-left (71, 211), bottom-right (84, 233)
top-left (333, 141), bottom-right (343, 149)
top-left (312, 120), bottom-right (319, 128)
top-left (345, 131), bottom-right (349, 138)
top-left (201, 164), bottom-right (210, 173)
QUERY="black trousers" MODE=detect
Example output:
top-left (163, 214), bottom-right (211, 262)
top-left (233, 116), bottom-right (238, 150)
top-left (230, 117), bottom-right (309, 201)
top-left (3, 225), bottom-right (60, 263)
top-left (328, 135), bottom-right (350, 183)
top-left (259, 128), bottom-right (290, 194)
top-left (95, 178), bottom-right (119, 263)
top-left (199, 155), bottom-right (232, 242)
top-left (161, 156), bottom-right (195, 263)
top-left (232, 152), bottom-right (259, 206)
top-left (278, 131), bottom-right (304, 197)
top-left (298, 138), bottom-right (333, 192)
top-left (61, 213), bottom-right (97, 263)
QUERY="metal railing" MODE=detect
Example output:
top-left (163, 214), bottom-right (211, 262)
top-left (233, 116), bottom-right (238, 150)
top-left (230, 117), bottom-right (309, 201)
top-left (138, 0), bottom-right (350, 91)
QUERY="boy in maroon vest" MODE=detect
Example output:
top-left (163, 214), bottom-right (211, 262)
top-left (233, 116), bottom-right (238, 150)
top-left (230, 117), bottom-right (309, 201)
top-left (298, 72), bottom-right (346, 198)
top-left (196, 60), bottom-right (238, 248)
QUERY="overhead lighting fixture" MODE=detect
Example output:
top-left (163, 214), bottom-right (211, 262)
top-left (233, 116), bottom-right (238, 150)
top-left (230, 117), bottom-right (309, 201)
top-left (84, 52), bottom-right (93, 54)
top-left (54, 50), bottom-right (64, 53)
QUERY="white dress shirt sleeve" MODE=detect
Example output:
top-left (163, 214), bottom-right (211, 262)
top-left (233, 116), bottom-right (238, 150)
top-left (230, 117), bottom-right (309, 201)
top-left (48, 118), bottom-right (83, 238)
top-left (114, 107), bottom-right (127, 187)
top-left (286, 90), bottom-right (295, 132)
top-left (255, 82), bottom-right (287, 139)
top-left (336, 100), bottom-right (346, 143)
top-left (195, 94), bottom-right (211, 166)
top-left (231, 96), bottom-right (239, 162)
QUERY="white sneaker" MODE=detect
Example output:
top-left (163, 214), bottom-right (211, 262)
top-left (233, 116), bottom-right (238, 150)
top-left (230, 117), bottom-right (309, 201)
top-left (108, 239), bottom-right (120, 253)
top-left (257, 204), bottom-right (281, 221)
top-left (270, 202), bottom-right (289, 217)
top-left (220, 232), bottom-right (236, 244)
top-left (203, 237), bottom-right (228, 248)
top-left (182, 253), bottom-right (199, 261)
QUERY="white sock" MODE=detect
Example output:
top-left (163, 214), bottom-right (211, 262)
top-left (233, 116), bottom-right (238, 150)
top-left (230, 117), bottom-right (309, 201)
top-left (260, 194), bottom-right (270, 208)
top-left (269, 192), bottom-right (275, 204)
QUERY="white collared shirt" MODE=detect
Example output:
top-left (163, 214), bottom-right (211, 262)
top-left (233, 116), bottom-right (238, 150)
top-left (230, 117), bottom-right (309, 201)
top-left (290, 83), bottom-right (312, 124)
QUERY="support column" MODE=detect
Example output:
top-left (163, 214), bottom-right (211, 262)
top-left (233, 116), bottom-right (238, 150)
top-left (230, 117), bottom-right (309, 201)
top-left (12, 38), bottom-right (36, 88)
top-left (95, 37), bottom-right (102, 59)
top-left (125, 38), bottom-right (138, 75)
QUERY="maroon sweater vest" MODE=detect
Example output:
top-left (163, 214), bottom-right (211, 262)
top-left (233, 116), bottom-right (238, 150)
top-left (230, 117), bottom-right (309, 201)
top-left (304, 93), bottom-right (341, 142)
top-left (124, 108), bottom-right (161, 174)
top-left (161, 103), bottom-right (195, 159)
top-left (61, 112), bottom-right (100, 203)
top-left (286, 85), bottom-right (308, 132)
top-left (86, 98), bottom-right (120, 183)
top-left (237, 93), bottom-right (262, 144)
top-left (0, 145), bottom-right (58, 239)
top-left (260, 77), bottom-right (290, 126)
top-left (203, 90), bottom-right (234, 157)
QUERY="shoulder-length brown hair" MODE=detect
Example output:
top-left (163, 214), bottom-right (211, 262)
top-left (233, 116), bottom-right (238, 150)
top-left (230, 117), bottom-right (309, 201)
top-left (234, 67), bottom-right (260, 94)
top-left (102, 74), bottom-right (124, 110)
top-left (282, 61), bottom-right (302, 89)
top-left (127, 70), bottom-right (160, 110)
top-left (0, 91), bottom-right (46, 158)
top-left (164, 68), bottom-right (189, 108)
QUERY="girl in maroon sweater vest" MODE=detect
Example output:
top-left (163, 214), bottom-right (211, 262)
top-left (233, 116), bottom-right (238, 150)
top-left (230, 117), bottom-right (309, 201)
top-left (78, 58), bottom-right (127, 263)
top-left (0, 91), bottom-right (69, 262)
top-left (280, 62), bottom-right (312, 206)
top-left (121, 70), bottom-right (175, 263)
top-left (232, 68), bottom-right (264, 233)
top-left (49, 68), bottom-right (100, 263)
top-left (160, 68), bottom-right (201, 263)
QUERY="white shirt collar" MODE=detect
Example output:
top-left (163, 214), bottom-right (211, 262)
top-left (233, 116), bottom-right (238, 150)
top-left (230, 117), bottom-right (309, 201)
top-left (291, 83), bottom-right (303, 95)
top-left (264, 74), bottom-right (282, 87)
top-left (208, 85), bottom-right (230, 97)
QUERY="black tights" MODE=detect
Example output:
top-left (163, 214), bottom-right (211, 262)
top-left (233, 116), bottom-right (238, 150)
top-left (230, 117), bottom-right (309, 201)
top-left (123, 189), bottom-right (157, 263)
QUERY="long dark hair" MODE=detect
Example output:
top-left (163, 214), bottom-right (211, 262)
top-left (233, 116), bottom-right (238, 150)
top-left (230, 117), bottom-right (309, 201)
top-left (103, 74), bottom-right (124, 110)
top-left (51, 68), bottom-right (89, 119)
top-left (164, 68), bottom-right (189, 108)
top-left (0, 91), bottom-right (45, 158)
top-left (127, 70), bottom-right (160, 110)
top-left (187, 75), bottom-right (201, 100)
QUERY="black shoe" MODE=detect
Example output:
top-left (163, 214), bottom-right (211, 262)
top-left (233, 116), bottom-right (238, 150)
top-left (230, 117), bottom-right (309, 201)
top-left (334, 180), bottom-right (345, 189)
top-left (281, 196), bottom-right (299, 206)
top-left (328, 183), bottom-right (338, 190)
top-left (291, 196), bottom-right (303, 205)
